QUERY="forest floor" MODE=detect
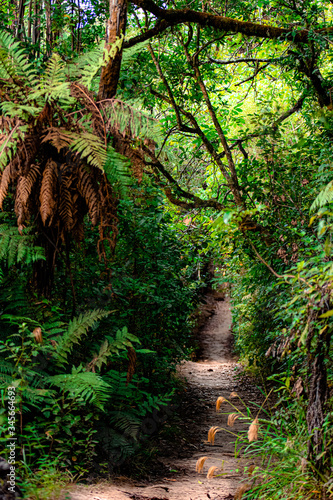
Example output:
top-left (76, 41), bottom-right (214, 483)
top-left (65, 293), bottom-right (262, 500)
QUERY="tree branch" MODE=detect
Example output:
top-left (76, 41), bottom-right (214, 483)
top-left (143, 146), bottom-right (224, 210)
top-left (234, 62), bottom-right (270, 86)
top-left (208, 56), bottom-right (280, 65)
top-left (180, 35), bottom-right (245, 208)
top-left (128, 0), bottom-right (333, 45)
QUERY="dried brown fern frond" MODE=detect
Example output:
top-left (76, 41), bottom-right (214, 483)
top-left (15, 179), bottom-right (29, 225)
top-left (32, 327), bottom-right (43, 344)
top-left (235, 483), bottom-right (251, 499)
top-left (42, 127), bottom-right (73, 153)
top-left (207, 426), bottom-right (220, 445)
top-left (59, 169), bottom-right (75, 232)
top-left (15, 164), bottom-right (41, 224)
top-left (207, 465), bottom-right (218, 479)
top-left (40, 160), bottom-right (58, 225)
top-left (78, 166), bottom-right (100, 226)
top-left (195, 456), bottom-right (208, 473)
top-left (216, 396), bottom-right (226, 411)
top-left (248, 417), bottom-right (259, 442)
top-left (227, 413), bottom-right (239, 427)
top-left (0, 163), bottom-right (14, 208)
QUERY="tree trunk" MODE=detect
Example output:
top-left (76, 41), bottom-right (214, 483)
top-left (27, 0), bottom-right (32, 39)
top-left (98, 0), bottom-right (128, 100)
top-left (32, 0), bottom-right (40, 51)
top-left (306, 289), bottom-right (332, 474)
top-left (45, 0), bottom-right (52, 57)
top-left (16, 0), bottom-right (26, 40)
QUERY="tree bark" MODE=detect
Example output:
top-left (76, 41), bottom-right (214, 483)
top-left (98, 0), bottom-right (128, 100)
top-left (45, 0), bottom-right (52, 57)
top-left (16, 0), bottom-right (26, 40)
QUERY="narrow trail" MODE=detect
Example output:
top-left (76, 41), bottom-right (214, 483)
top-left (68, 295), bottom-right (259, 500)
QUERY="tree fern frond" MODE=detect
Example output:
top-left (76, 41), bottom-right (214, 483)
top-left (0, 121), bottom-right (27, 172)
top-left (79, 37), bottom-right (124, 90)
top-left (0, 224), bottom-right (45, 266)
top-left (70, 131), bottom-right (107, 170)
top-left (103, 99), bottom-right (160, 142)
top-left (0, 31), bottom-right (38, 88)
top-left (103, 145), bottom-right (131, 197)
top-left (122, 41), bottom-right (148, 65)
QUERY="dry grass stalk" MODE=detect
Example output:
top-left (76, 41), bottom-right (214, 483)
top-left (286, 437), bottom-right (293, 448)
top-left (230, 391), bottom-right (238, 398)
top-left (301, 457), bottom-right (307, 472)
top-left (207, 426), bottom-right (220, 445)
top-left (234, 483), bottom-right (251, 499)
top-left (216, 396), bottom-right (226, 411)
top-left (195, 456), bottom-right (208, 473)
top-left (227, 413), bottom-right (239, 427)
top-left (247, 464), bottom-right (255, 476)
top-left (32, 327), bottom-right (43, 343)
top-left (207, 465), bottom-right (219, 479)
top-left (248, 416), bottom-right (259, 442)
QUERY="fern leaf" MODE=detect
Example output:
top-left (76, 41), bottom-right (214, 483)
top-left (311, 180), bottom-right (333, 211)
top-left (47, 366), bottom-right (111, 410)
top-left (40, 159), bottom-right (58, 225)
top-left (54, 309), bottom-right (111, 363)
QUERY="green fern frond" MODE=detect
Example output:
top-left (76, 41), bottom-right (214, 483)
top-left (104, 100), bottom-right (161, 143)
top-left (0, 121), bottom-right (27, 171)
top-left (109, 411), bottom-right (141, 439)
top-left (88, 328), bottom-right (139, 372)
top-left (47, 366), bottom-right (111, 410)
top-left (0, 359), bottom-right (15, 376)
top-left (0, 225), bottom-right (45, 266)
top-left (311, 180), bottom-right (333, 211)
top-left (0, 31), bottom-right (38, 88)
top-left (70, 131), bottom-right (107, 170)
top-left (104, 145), bottom-right (131, 197)
top-left (122, 41), bottom-right (148, 66)
top-left (29, 53), bottom-right (71, 103)
top-left (54, 309), bottom-right (111, 363)
top-left (69, 37), bottom-right (124, 90)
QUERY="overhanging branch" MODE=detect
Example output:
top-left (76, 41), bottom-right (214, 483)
top-left (128, 0), bottom-right (333, 45)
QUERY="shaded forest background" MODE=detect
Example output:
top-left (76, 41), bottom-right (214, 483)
top-left (0, 0), bottom-right (333, 498)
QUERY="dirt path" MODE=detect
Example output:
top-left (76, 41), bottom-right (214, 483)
top-left (66, 295), bottom-right (258, 500)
